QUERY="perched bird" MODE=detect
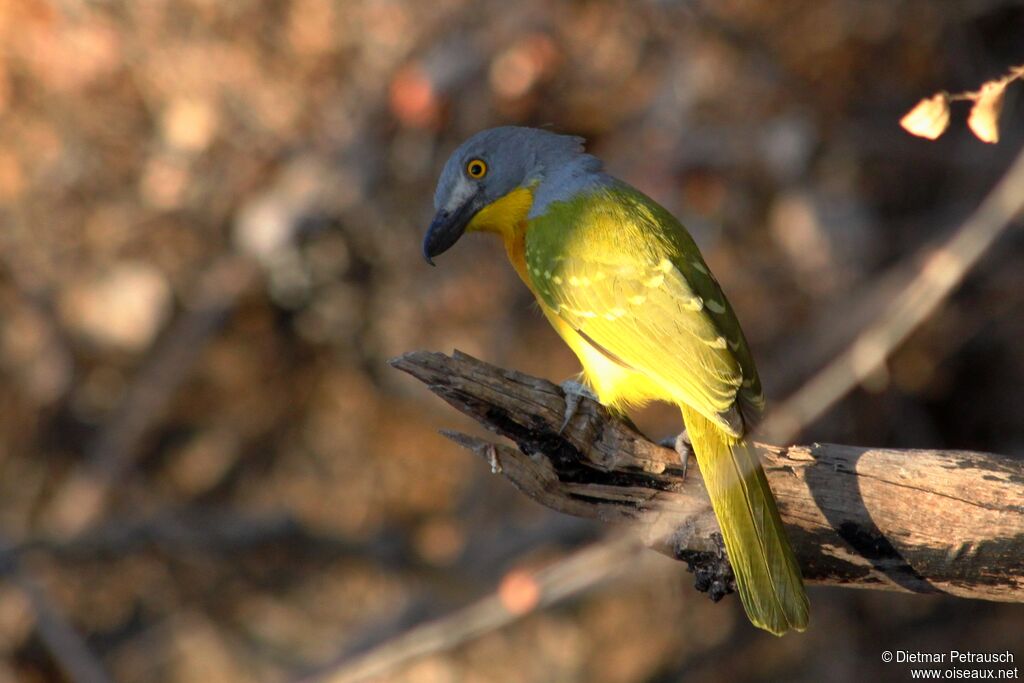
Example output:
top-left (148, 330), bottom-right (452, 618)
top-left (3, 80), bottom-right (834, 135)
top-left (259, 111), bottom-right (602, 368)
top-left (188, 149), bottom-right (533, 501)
top-left (423, 126), bottom-right (809, 635)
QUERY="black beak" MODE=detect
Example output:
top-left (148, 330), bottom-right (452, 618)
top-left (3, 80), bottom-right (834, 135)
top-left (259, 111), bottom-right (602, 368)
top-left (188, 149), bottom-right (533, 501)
top-left (423, 190), bottom-right (484, 265)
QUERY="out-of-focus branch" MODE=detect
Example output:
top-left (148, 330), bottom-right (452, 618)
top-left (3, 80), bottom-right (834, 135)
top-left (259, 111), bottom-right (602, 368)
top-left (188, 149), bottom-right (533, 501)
top-left (297, 535), bottom-right (640, 683)
top-left (0, 538), bottom-right (114, 683)
top-left (760, 143), bottom-right (1024, 443)
top-left (393, 350), bottom-right (1024, 602)
top-left (43, 153), bottom-right (348, 538)
top-left (43, 256), bottom-right (258, 536)
top-left (15, 575), bottom-right (115, 683)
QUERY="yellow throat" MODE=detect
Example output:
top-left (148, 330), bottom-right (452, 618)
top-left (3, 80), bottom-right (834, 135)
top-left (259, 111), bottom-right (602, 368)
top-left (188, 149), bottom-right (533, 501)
top-left (466, 186), bottom-right (536, 282)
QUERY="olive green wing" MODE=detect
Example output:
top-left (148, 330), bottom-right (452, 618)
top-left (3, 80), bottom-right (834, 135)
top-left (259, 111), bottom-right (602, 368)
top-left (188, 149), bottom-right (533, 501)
top-left (526, 184), bottom-right (763, 435)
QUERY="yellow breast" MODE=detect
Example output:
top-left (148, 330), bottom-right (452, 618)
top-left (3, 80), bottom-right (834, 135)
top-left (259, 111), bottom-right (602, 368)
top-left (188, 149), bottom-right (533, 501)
top-left (469, 184), bottom-right (663, 410)
top-left (466, 186), bottom-right (536, 283)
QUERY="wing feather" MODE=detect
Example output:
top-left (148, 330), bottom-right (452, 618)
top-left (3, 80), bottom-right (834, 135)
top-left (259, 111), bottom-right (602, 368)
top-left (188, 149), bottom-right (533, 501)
top-left (526, 183), bottom-right (762, 435)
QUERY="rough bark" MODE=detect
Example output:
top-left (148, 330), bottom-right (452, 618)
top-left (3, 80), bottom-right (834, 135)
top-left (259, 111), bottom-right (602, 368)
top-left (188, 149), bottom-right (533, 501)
top-left (391, 350), bottom-right (1024, 603)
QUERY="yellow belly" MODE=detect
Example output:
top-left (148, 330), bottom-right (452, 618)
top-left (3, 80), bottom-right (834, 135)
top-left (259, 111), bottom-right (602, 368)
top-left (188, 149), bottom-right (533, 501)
top-left (538, 303), bottom-right (665, 411)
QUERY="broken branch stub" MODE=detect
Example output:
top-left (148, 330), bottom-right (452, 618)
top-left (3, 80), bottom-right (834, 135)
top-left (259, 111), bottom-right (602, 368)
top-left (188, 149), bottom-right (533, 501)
top-left (390, 350), bottom-right (1024, 603)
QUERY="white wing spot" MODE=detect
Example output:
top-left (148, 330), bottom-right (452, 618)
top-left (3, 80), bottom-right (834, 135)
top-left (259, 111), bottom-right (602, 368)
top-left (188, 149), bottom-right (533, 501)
top-left (691, 260), bottom-right (709, 275)
top-left (628, 294), bottom-right (646, 306)
top-left (643, 273), bottom-right (664, 288)
top-left (552, 275), bottom-right (563, 284)
top-left (578, 310), bottom-right (597, 318)
top-left (657, 258), bottom-right (674, 273)
top-left (707, 336), bottom-right (728, 349)
top-left (683, 297), bottom-right (704, 311)
top-left (705, 298), bottom-right (726, 314)
top-left (611, 307), bottom-right (626, 317)
top-left (544, 271), bottom-right (552, 279)
top-left (568, 276), bottom-right (580, 286)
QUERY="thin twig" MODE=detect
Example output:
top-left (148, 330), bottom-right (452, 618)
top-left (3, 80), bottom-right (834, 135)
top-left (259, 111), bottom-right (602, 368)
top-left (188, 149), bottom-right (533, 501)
top-left (948, 63), bottom-right (1024, 101)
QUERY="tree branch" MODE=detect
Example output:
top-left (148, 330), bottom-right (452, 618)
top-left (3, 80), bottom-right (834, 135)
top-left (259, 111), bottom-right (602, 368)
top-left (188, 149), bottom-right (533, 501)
top-left (391, 350), bottom-right (1024, 603)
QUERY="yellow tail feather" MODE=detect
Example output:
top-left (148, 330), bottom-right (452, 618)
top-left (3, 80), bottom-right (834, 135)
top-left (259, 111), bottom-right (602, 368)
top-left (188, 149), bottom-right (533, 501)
top-left (681, 406), bottom-right (809, 635)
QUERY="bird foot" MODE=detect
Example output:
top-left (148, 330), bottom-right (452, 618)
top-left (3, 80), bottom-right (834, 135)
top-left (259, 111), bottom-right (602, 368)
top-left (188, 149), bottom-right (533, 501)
top-left (660, 430), bottom-right (692, 480)
top-left (559, 380), bottom-right (598, 433)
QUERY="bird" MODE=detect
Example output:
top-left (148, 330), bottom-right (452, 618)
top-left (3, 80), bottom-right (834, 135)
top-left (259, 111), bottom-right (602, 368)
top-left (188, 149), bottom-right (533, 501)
top-left (422, 126), bottom-right (809, 635)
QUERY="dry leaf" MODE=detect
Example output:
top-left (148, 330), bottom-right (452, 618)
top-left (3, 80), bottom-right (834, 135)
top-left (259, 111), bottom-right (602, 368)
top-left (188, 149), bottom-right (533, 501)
top-left (967, 80), bottom-right (1006, 144)
top-left (900, 93), bottom-right (951, 140)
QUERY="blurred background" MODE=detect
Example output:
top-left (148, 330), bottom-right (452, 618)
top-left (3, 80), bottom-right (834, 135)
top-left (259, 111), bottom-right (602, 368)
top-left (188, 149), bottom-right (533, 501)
top-left (0, 0), bottom-right (1022, 681)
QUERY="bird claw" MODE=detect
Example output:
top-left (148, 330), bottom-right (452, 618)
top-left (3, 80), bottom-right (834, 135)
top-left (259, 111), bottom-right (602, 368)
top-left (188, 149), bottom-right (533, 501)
top-left (660, 430), bottom-right (692, 480)
top-left (559, 380), bottom-right (597, 433)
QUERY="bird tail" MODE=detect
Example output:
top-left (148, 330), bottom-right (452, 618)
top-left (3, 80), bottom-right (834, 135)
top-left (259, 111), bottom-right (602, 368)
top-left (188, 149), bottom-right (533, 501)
top-left (681, 406), bottom-right (809, 635)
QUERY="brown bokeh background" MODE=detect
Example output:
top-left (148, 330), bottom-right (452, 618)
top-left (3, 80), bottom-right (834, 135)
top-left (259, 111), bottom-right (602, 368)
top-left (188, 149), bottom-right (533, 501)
top-left (0, 1), bottom-right (1022, 681)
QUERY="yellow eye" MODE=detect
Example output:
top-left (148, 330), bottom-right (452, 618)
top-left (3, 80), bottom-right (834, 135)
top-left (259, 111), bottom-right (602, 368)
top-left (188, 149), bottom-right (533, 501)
top-left (466, 158), bottom-right (488, 179)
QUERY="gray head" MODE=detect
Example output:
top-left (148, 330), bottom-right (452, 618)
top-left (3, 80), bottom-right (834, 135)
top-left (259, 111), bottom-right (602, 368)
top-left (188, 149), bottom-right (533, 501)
top-left (423, 126), bottom-right (589, 264)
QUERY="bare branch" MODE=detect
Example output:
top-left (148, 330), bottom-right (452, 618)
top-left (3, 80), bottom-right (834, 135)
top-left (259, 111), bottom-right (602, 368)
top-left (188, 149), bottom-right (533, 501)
top-left (392, 350), bottom-right (1024, 603)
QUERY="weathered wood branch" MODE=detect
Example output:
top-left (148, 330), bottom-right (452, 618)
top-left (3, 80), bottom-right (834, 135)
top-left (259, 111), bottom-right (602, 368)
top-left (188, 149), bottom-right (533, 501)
top-left (391, 350), bottom-right (1024, 603)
